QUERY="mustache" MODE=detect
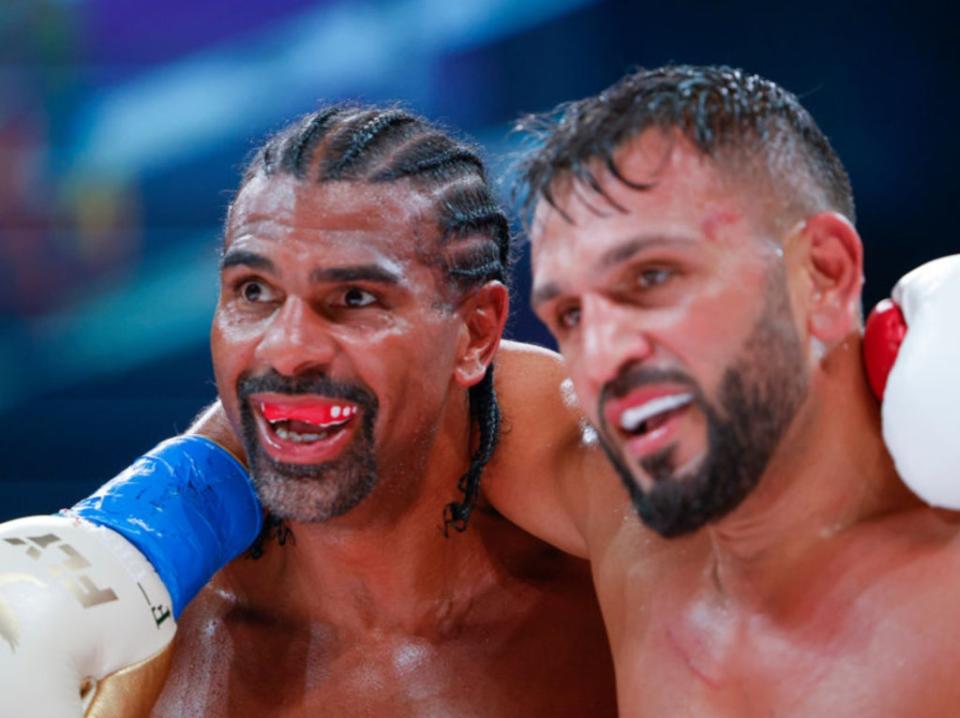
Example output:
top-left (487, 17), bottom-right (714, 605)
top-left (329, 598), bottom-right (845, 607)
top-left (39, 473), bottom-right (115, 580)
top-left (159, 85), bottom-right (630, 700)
top-left (600, 366), bottom-right (700, 404)
top-left (597, 366), bottom-right (703, 431)
top-left (237, 369), bottom-right (378, 410)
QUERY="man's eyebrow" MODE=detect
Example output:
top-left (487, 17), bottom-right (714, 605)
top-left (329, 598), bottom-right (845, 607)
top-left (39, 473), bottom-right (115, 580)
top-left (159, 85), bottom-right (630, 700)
top-left (530, 281), bottom-right (562, 309)
top-left (597, 234), bottom-right (691, 270)
top-left (309, 265), bottom-right (402, 285)
top-left (531, 235), bottom-right (692, 309)
top-left (220, 249), bottom-right (275, 273)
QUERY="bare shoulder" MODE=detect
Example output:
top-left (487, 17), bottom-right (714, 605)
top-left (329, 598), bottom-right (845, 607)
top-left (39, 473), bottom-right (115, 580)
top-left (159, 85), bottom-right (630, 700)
top-left (931, 507), bottom-right (960, 562)
top-left (481, 341), bottom-right (614, 556)
top-left (154, 581), bottom-right (235, 718)
top-left (836, 506), bottom-right (960, 619)
top-left (848, 508), bottom-right (960, 651)
top-left (490, 340), bottom-right (593, 478)
top-left (494, 339), bottom-right (566, 386)
top-left (494, 340), bottom-right (580, 423)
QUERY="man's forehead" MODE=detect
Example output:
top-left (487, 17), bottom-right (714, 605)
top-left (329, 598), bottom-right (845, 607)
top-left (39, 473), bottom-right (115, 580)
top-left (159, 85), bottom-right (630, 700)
top-left (529, 133), bottom-right (751, 252)
top-left (222, 174), bottom-right (460, 292)
top-left (227, 173), bottom-right (438, 241)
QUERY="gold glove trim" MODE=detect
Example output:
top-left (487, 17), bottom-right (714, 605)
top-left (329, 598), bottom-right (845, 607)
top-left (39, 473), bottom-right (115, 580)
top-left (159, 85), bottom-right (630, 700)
top-left (84, 642), bottom-right (174, 718)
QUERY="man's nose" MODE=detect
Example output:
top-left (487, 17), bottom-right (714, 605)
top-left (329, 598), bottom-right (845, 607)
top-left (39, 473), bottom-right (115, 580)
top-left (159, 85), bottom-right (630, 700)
top-left (254, 297), bottom-right (337, 376)
top-left (579, 293), bottom-right (654, 390)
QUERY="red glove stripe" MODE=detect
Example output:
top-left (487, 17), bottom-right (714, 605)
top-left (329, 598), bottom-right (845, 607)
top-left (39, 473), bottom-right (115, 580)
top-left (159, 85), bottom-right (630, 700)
top-left (863, 299), bottom-right (907, 400)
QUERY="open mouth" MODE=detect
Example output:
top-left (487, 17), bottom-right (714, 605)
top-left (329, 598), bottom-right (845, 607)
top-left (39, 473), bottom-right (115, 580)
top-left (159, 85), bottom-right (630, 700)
top-left (253, 396), bottom-right (361, 463)
top-left (608, 391), bottom-right (694, 459)
top-left (618, 393), bottom-right (693, 437)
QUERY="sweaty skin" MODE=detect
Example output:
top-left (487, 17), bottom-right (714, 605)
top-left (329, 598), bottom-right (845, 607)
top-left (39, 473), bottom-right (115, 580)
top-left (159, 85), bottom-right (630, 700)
top-left (521, 130), bottom-right (960, 717)
top-left (151, 175), bottom-right (617, 717)
top-left (151, 127), bottom-right (960, 716)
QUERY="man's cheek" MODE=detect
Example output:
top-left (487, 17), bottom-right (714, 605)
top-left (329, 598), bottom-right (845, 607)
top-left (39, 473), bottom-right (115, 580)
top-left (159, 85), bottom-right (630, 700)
top-left (212, 319), bottom-right (257, 345)
top-left (209, 347), bottom-right (243, 431)
top-left (209, 351), bottom-right (232, 398)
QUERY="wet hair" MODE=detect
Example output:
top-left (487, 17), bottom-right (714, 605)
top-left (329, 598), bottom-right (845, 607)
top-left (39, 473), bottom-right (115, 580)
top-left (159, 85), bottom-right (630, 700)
top-left (237, 104), bottom-right (512, 547)
top-left (515, 64), bottom-right (855, 230)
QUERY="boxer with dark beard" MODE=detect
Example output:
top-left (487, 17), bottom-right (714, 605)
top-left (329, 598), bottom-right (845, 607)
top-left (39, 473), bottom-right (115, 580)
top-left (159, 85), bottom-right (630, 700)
top-left (511, 64), bottom-right (960, 717)
top-left (595, 269), bottom-right (808, 537)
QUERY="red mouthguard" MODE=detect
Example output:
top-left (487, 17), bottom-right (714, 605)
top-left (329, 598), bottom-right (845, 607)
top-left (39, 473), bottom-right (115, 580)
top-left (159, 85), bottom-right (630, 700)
top-left (259, 401), bottom-right (355, 426)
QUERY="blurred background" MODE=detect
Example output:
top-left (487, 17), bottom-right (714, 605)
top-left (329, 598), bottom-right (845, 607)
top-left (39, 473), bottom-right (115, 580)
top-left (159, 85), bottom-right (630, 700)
top-left (1, 0), bottom-right (956, 520)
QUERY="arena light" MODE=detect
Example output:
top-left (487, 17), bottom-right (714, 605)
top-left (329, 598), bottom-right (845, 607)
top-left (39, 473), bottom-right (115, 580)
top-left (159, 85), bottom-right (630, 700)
top-left (65, 0), bottom-right (596, 180)
top-left (4, 0), bottom-right (598, 411)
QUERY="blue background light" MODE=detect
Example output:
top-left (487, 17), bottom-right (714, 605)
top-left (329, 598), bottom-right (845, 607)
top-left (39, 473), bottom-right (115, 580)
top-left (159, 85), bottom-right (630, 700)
top-left (1, 0), bottom-right (956, 519)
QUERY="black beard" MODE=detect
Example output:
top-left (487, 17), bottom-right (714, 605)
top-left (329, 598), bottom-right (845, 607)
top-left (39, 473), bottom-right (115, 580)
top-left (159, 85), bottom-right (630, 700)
top-left (596, 280), bottom-right (809, 538)
top-left (237, 370), bottom-right (380, 523)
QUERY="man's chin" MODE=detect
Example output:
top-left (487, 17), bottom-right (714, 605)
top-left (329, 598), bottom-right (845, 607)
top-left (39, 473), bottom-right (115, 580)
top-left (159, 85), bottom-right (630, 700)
top-left (626, 458), bottom-right (765, 539)
top-left (250, 453), bottom-right (379, 524)
top-left (627, 483), bottom-right (713, 538)
top-left (604, 448), bottom-right (721, 538)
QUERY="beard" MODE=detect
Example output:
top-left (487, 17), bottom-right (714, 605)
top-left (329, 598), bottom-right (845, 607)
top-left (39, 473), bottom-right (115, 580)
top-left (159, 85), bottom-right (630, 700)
top-left (596, 276), bottom-right (809, 538)
top-left (237, 370), bottom-right (380, 523)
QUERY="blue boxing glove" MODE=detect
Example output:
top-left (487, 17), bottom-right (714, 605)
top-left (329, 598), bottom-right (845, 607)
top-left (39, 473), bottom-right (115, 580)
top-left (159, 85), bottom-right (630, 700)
top-left (0, 435), bottom-right (262, 717)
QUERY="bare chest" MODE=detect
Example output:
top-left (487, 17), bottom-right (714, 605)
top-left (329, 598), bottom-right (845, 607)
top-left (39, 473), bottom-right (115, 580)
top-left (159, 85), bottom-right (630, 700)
top-left (611, 567), bottom-right (960, 717)
top-left (153, 591), bottom-right (615, 717)
top-left (626, 606), bottom-right (960, 717)
top-left (156, 625), bottom-right (501, 717)
top-left (587, 504), bottom-right (960, 717)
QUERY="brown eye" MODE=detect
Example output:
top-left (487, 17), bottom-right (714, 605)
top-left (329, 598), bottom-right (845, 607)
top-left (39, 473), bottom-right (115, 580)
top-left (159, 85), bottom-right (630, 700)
top-left (342, 288), bottom-right (376, 308)
top-left (238, 280), bottom-right (273, 303)
top-left (557, 304), bottom-right (581, 330)
top-left (637, 268), bottom-right (673, 288)
top-left (243, 283), bottom-right (261, 301)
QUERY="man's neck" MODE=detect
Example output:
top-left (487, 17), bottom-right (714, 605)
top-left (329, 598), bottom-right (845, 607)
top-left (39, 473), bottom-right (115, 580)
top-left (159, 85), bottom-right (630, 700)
top-left (703, 337), bottom-right (916, 611)
top-left (219, 391), bottom-right (497, 634)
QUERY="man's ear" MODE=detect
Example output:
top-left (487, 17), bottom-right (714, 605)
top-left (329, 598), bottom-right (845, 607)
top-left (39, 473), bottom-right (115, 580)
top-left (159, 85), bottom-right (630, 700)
top-left (789, 211), bottom-right (864, 343)
top-left (454, 281), bottom-right (509, 388)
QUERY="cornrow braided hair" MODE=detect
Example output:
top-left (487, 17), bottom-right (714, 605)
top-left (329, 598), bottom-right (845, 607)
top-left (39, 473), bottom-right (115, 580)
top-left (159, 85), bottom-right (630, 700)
top-left (443, 366), bottom-right (499, 534)
top-left (514, 64), bottom-right (854, 229)
top-left (240, 104), bottom-right (511, 555)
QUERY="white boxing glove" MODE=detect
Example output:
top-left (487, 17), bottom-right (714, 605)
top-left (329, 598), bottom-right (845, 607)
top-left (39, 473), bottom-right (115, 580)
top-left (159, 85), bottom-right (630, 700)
top-left (864, 254), bottom-right (960, 508)
top-left (0, 515), bottom-right (176, 716)
top-left (0, 436), bottom-right (262, 717)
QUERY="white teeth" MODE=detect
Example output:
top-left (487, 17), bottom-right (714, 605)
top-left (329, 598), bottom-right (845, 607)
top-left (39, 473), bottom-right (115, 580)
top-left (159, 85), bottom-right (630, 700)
top-left (619, 393), bottom-right (693, 432)
top-left (261, 403), bottom-right (359, 443)
top-left (274, 425), bottom-right (326, 443)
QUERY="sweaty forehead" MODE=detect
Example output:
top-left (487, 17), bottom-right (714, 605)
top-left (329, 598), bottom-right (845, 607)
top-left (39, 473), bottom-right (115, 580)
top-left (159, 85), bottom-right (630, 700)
top-left (533, 134), bottom-right (750, 257)
top-left (536, 132), bottom-right (734, 232)
top-left (226, 173), bottom-right (439, 249)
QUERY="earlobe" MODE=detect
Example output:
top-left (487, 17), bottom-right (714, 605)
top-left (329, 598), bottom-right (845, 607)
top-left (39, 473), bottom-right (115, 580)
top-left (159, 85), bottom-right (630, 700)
top-left (454, 282), bottom-right (510, 388)
top-left (800, 212), bottom-right (864, 343)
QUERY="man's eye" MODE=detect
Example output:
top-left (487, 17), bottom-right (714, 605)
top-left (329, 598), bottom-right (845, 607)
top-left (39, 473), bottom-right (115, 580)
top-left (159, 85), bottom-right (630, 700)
top-left (637, 268), bottom-right (673, 288)
top-left (557, 305), bottom-right (581, 330)
top-left (238, 280), bottom-right (274, 303)
top-left (342, 288), bottom-right (377, 308)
